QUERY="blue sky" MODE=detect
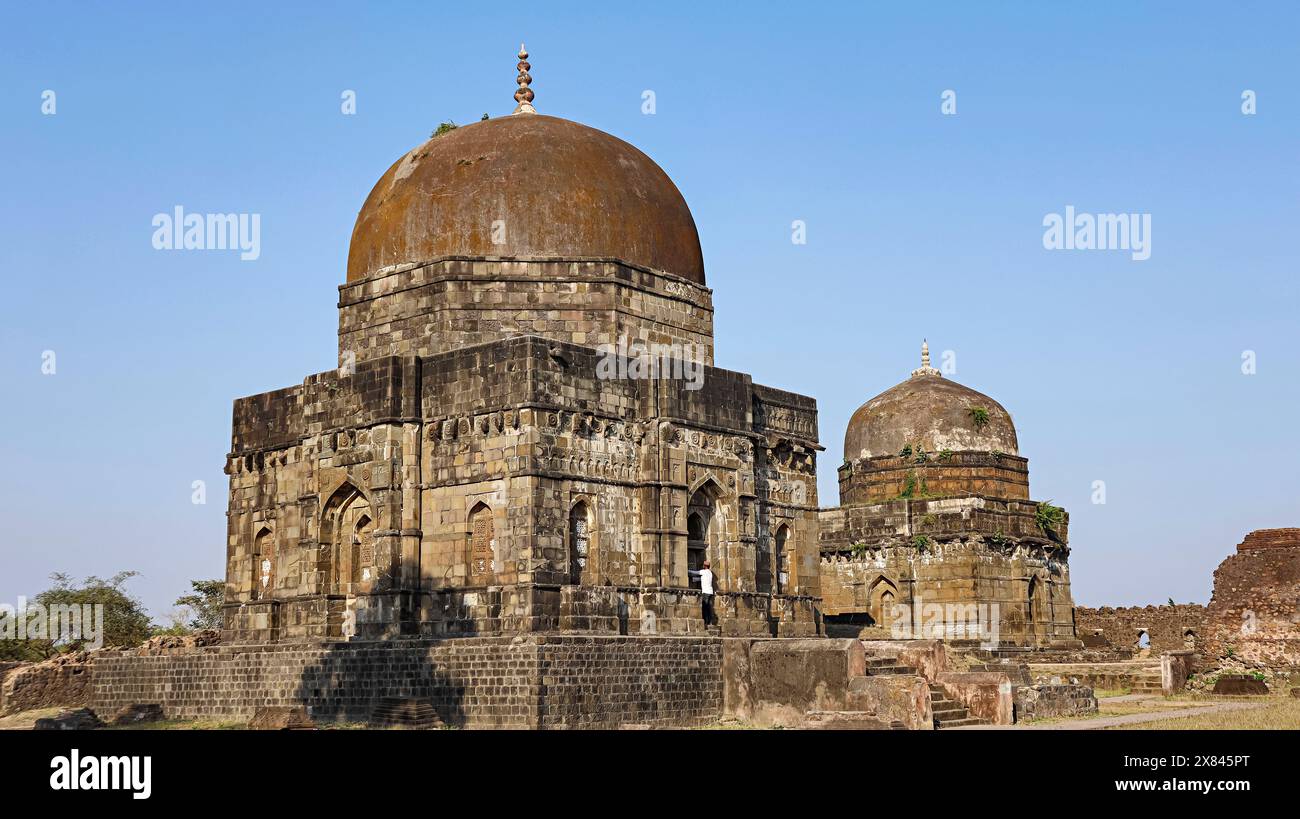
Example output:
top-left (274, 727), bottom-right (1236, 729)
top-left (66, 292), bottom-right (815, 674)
top-left (1, 1), bottom-right (1296, 618)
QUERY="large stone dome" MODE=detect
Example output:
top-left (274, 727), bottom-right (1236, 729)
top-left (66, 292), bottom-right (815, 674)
top-left (844, 345), bottom-right (1019, 461)
top-left (346, 113), bottom-right (705, 284)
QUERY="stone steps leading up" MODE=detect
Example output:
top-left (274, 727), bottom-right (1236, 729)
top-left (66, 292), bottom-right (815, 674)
top-left (927, 682), bottom-right (987, 729)
top-left (866, 658), bottom-right (918, 676)
top-left (934, 716), bottom-right (986, 728)
top-left (369, 697), bottom-right (443, 729)
top-left (1130, 678), bottom-right (1164, 694)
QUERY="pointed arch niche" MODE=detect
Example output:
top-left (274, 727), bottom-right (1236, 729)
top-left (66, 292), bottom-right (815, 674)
top-left (320, 482), bottom-right (373, 594)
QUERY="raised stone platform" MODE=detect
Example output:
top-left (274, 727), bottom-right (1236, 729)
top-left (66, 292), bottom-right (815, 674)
top-left (90, 635), bottom-right (725, 729)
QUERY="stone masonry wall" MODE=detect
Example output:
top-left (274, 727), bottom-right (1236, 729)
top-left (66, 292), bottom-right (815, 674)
top-left (1203, 529), bottom-right (1300, 670)
top-left (224, 333), bottom-right (824, 643)
top-left (1073, 604), bottom-right (1207, 655)
top-left (337, 258), bottom-right (716, 367)
top-left (818, 495), bottom-right (1076, 645)
top-left (0, 653), bottom-right (93, 715)
top-left (838, 451), bottom-right (1030, 506)
top-left (90, 636), bottom-right (723, 729)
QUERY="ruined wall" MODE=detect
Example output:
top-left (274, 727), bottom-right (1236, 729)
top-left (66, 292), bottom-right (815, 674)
top-left (1072, 605), bottom-right (1207, 655)
top-left (1014, 684), bottom-right (1098, 721)
top-left (0, 653), bottom-right (93, 715)
top-left (89, 636), bottom-right (722, 728)
top-left (1202, 529), bottom-right (1300, 670)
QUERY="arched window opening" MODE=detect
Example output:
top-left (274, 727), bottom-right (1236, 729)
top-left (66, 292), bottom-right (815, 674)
top-left (253, 527), bottom-right (274, 600)
top-left (878, 590), bottom-right (896, 629)
top-left (774, 524), bottom-right (790, 595)
top-left (755, 537), bottom-right (772, 596)
top-left (468, 502), bottom-right (495, 585)
top-left (569, 502), bottom-right (590, 584)
top-left (1026, 575), bottom-right (1040, 638)
top-left (352, 513), bottom-right (373, 584)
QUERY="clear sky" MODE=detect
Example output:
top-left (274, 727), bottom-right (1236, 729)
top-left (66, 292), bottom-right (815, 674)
top-left (2, 1), bottom-right (1296, 619)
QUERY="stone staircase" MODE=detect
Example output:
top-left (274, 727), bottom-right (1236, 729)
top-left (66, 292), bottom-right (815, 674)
top-left (928, 682), bottom-right (986, 729)
top-left (369, 697), bottom-right (443, 729)
top-left (1130, 675), bottom-right (1164, 696)
top-left (866, 657), bottom-right (918, 676)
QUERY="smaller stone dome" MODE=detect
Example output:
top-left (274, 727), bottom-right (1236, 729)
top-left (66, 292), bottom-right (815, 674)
top-left (844, 342), bottom-right (1019, 461)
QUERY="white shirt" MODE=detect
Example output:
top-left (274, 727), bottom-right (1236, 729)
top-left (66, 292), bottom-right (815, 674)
top-left (698, 568), bottom-right (715, 595)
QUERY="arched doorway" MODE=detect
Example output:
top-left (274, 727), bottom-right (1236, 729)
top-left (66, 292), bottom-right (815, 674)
top-left (568, 501), bottom-right (590, 584)
top-left (687, 511), bottom-right (707, 589)
top-left (467, 502), bottom-right (495, 585)
top-left (685, 477), bottom-right (727, 591)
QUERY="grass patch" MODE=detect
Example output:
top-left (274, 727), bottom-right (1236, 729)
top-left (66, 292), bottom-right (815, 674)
top-left (0, 706), bottom-right (62, 730)
top-left (1111, 697), bottom-right (1300, 730)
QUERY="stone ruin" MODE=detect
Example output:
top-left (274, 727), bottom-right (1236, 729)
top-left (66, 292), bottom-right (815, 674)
top-left (1064, 528), bottom-right (1299, 694)
top-left (1075, 528), bottom-right (1298, 675)
top-left (818, 342), bottom-right (1079, 648)
top-left (1203, 528), bottom-right (1300, 673)
top-left (9, 51), bottom-right (1288, 731)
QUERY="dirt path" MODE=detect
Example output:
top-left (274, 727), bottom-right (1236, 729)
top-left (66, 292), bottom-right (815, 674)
top-left (951, 699), bottom-right (1269, 730)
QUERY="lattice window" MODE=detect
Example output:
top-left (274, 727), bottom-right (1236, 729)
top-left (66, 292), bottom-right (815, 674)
top-left (569, 502), bottom-right (590, 583)
top-left (469, 503), bottom-right (494, 582)
top-left (774, 525), bottom-right (790, 595)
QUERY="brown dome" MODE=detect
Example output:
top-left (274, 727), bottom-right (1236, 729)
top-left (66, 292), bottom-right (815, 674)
top-left (346, 114), bottom-right (705, 284)
top-left (844, 351), bottom-right (1018, 461)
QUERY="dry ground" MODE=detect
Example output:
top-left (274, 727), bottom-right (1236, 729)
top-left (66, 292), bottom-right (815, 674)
top-left (1110, 696), bottom-right (1300, 730)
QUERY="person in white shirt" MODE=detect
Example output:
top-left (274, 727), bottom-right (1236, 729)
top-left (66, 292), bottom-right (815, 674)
top-left (688, 560), bottom-right (717, 627)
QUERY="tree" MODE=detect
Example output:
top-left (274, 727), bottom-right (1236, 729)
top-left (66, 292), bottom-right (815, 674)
top-left (0, 571), bottom-right (151, 658)
top-left (39, 571), bottom-right (152, 650)
top-left (175, 580), bottom-right (225, 631)
top-left (431, 120), bottom-right (457, 138)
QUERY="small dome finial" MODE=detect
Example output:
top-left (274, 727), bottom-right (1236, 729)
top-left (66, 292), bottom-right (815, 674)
top-left (911, 339), bottom-right (941, 378)
top-left (513, 43), bottom-right (536, 115)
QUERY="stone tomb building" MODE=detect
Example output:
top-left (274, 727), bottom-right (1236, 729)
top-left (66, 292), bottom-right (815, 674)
top-left (81, 53), bottom-right (1097, 728)
top-left (221, 57), bottom-right (820, 646)
top-left (818, 344), bottom-right (1079, 646)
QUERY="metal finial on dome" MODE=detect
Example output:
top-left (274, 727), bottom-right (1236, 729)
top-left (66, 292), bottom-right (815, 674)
top-left (911, 339), bottom-right (942, 378)
top-left (513, 43), bottom-right (536, 114)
